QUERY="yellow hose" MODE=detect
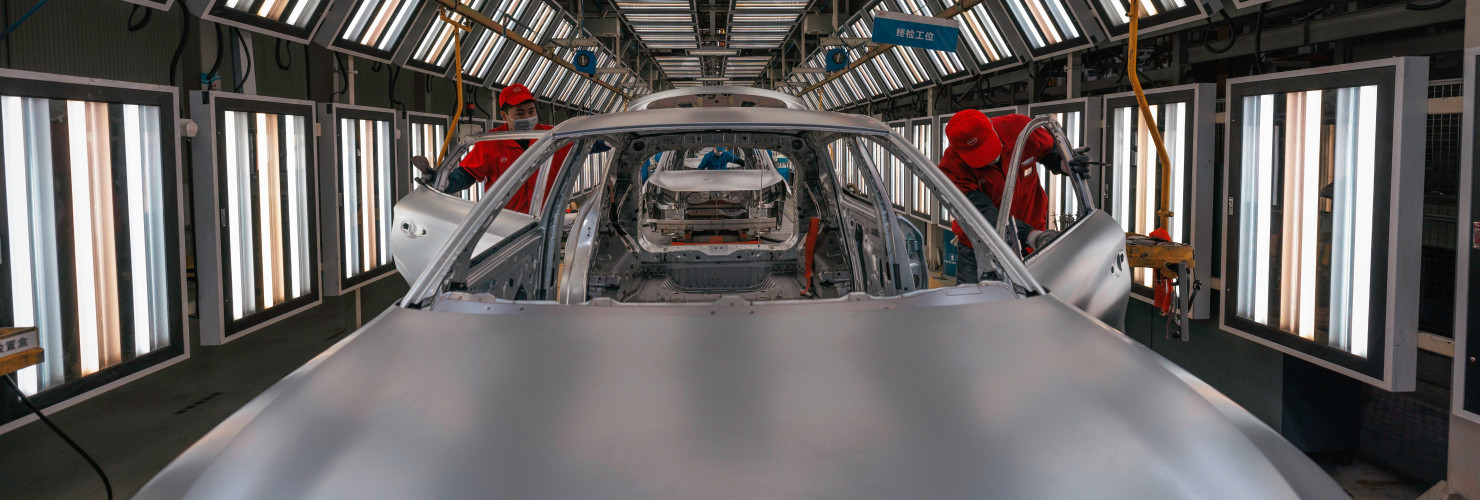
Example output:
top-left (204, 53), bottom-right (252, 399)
top-left (1128, 3), bottom-right (1176, 230)
top-left (436, 9), bottom-right (470, 166)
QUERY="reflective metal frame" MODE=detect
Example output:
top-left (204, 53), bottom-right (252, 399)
top-left (1221, 58), bottom-right (1427, 391)
top-left (191, 92), bottom-right (323, 345)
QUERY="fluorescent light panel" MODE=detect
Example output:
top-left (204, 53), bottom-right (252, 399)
top-left (409, 0), bottom-right (490, 69)
top-left (336, 0), bottom-right (422, 53)
top-left (1234, 85), bottom-right (1380, 357)
top-left (1003, 0), bottom-right (1083, 49)
top-left (2, 94), bottom-right (172, 394)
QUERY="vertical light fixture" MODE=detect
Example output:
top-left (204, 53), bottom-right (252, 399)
top-left (1223, 58), bottom-right (1425, 390)
top-left (319, 104), bottom-right (400, 296)
top-left (1, 70), bottom-right (185, 414)
top-left (193, 93), bottom-right (322, 344)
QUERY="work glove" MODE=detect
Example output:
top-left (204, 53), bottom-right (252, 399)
top-left (1026, 229), bottom-right (1061, 250)
top-left (1041, 142), bottom-right (1094, 177)
top-left (1065, 147), bottom-right (1093, 177)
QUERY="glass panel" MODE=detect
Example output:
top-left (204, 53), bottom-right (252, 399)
top-left (1234, 85), bottom-right (1379, 357)
top-left (956, 3), bottom-right (1016, 68)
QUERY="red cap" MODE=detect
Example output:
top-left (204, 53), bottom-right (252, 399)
top-left (945, 109), bottom-right (1002, 169)
top-left (498, 84), bottom-right (535, 108)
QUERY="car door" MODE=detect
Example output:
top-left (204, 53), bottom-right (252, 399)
top-left (390, 131), bottom-right (549, 286)
top-left (1020, 146), bottom-right (1130, 329)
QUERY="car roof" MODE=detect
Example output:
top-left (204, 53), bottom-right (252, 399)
top-left (549, 107), bottom-right (890, 138)
top-left (627, 86), bottom-right (810, 111)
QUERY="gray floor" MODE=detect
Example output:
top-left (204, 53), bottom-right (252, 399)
top-left (0, 277), bottom-right (409, 499)
top-left (0, 275), bottom-right (1436, 499)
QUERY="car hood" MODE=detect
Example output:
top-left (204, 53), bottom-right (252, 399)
top-left (649, 169), bottom-right (785, 193)
top-left (136, 293), bottom-right (1345, 499)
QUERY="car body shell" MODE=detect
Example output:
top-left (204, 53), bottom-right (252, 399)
top-left (138, 89), bottom-right (1348, 499)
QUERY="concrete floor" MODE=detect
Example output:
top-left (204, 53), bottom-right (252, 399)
top-left (0, 275), bottom-right (1437, 499)
top-left (0, 277), bottom-right (409, 499)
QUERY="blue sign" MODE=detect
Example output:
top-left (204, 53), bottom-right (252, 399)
top-left (825, 47), bottom-right (849, 71)
top-left (574, 50), bottom-right (597, 75)
top-left (871, 11), bottom-right (959, 52)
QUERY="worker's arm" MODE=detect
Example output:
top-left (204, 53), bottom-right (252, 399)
top-left (441, 166), bottom-right (479, 193)
top-left (443, 144), bottom-right (491, 193)
top-left (965, 190), bottom-right (1035, 245)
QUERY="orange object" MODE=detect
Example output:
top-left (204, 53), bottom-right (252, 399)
top-left (801, 217), bottom-right (821, 295)
top-left (1149, 227), bottom-right (1174, 315)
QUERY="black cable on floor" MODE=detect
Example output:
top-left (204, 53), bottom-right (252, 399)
top-left (3, 376), bottom-right (113, 500)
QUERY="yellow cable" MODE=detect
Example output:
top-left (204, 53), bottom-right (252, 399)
top-left (436, 9), bottom-right (470, 166)
top-left (1128, 3), bottom-right (1176, 229)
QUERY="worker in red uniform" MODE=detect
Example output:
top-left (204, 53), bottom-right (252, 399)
top-left (440, 83), bottom-right (568, 214)
top-left (941, 109), bottom-right (1088, 282)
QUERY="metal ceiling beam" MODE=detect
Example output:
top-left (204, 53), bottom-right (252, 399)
top-left (427, 0), bottom-right (633, 100)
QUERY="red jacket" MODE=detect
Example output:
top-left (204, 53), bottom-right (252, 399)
top-left (943, 114), bottom-right (1054, 249)
top-left (459, 123), bottom-right (572, 214)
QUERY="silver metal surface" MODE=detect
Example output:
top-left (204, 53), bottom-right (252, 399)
top-left (390, 188), bottom-right (536, 285)
top-left (1025, 211), bottom-right (1131, 330)
top-left (548, 107), bottom-right (891, 139)
top-left (647, 169), bottom-right (786, 192)
top-left (627, 86), bottom-right (810, 111)
top-left (137, 291), bottom-right (1346, 499)
top-left (558, 190), bottom-right (604, 305)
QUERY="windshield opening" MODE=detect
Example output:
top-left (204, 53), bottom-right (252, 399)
top-left (404, 128), bottom-right (1021, 308)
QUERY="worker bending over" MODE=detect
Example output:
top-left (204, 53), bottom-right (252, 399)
top-left (941, 109), bottom-right (1088, 283)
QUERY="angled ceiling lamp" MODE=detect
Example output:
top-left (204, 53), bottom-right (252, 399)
top-left (190, 0), bottom-right (332, 43)
top-left (316, 0), bottom-right (433, 64)
top-left (984, 0), bottom-right (1104, 59)
top-left (1082, 0), bottom-right (1222, 41)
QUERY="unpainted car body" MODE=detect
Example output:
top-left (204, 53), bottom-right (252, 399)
top-left (138, 89), bottom-right (1347, 499)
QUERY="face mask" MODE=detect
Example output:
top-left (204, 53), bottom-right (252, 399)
top-left (510, 116), bottom-right (538, 131)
